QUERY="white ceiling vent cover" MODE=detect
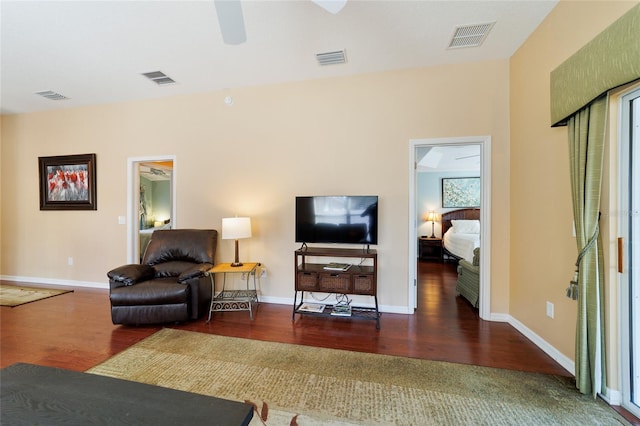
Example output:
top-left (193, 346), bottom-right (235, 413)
top-left (448, 22), bottom-right (495, 49)
top-left (35, 90), bottom-right (68, 101)
top-left (316, 50), bottom-right (347, 66)
top-left (141, 71), bottom-right (177, 86)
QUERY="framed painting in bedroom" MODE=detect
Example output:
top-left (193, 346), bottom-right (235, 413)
top-left (38, 153), bottom-right (97, 210)
top-left (442, 177), bottom-right (480, 208)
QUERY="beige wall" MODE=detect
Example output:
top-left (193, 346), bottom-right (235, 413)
top-left (510, 0), bottom-right (638, 386)
top-left (1, 59), bottom-right (510, 311)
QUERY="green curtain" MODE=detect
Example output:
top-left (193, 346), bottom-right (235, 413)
top-left (567, 94), bottom-right (608, 397)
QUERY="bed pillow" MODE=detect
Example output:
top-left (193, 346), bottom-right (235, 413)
top-left (451, 220), bottom-right (480, 234)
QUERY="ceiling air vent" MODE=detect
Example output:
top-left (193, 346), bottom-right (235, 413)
top-left (35, 90), bottom-right (68, 101)
top-left (316, 50), bottom-right (347, 66)
top-left (141, 71), bottom-right (177, 86)
top-left (448, 22), bottom-right (495, 49)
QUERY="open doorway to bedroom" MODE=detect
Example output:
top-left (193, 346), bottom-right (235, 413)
top-left (409, 137), bottom-right (491, 320)
top-left (127, 156), bottom-right (177, 264)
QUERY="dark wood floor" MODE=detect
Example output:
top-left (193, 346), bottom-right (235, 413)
top-left (0, 261), bottom-right (567, 374)
top-left (3, 261), bottom-right (638, 424)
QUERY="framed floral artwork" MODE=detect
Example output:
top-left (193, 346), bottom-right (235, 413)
top-left (442, 177), bottom-right (480, 208)
top-left (39, 154), bottom-right (97, 210)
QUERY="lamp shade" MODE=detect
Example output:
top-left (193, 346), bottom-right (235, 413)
top-left (222, 217), bottom-right (252, 240)
top-left (427, 211), bottom-right (436, 222)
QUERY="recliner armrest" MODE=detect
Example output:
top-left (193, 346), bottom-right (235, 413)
top-left (107, 264), bottom-right (155, 286)
top-left (178, 263), bottom-right (213, 283)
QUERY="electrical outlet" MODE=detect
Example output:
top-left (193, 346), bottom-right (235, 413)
top-left (68, 257), bottom-right (74, 266)
top-left (546, 301), bottom-right (554, 319)
top-left (260, 268), bottom-right (267, 278)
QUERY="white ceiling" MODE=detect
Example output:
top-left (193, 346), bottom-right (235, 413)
top-left (417, 145), bottom-right (480, 172)
top-left (0, 0), bottom-right (558, 115)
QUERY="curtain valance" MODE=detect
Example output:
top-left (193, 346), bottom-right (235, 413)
top-left (550, 4), bottom-right (640, 127)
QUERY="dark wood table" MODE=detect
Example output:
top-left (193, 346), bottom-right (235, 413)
top-left (1, 363), bottom-right (253, 426)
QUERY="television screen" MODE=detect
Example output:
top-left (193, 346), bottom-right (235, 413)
top-left (295, 196), bottom-right (378, 245)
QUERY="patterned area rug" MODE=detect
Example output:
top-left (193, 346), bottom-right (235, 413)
top-left (0, 284), bottom-right (72, 307)
top-left (87, 328), bottom-right (628, 425)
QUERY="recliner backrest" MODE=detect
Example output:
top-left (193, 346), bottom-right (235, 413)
top-left (143, 229), bottom-right (218, 266)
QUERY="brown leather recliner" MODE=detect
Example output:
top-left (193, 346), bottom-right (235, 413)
top-left (107, 229), bottom-right (217, 325)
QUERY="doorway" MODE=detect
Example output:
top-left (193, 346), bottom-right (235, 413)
top-left (127, 156), bottom-right (177, 264)
top-left (409, 136), bottom-right (491, 320)
top-left (620, 87), bottom-right (640, 418)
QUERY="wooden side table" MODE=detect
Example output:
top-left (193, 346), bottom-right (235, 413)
top-left (206, 262), bottom-right (259, 322)
top-left (419, 237), bottom-right (443, 262)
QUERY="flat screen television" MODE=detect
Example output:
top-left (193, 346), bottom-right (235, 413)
top-left (295, 196), bottom-right (378, 245)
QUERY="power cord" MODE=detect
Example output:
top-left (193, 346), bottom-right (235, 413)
top-left (309, 292), bottom-right (332, 302)
top-left (308, 292), bottom-right (351, 307)
top-left (334, 293), bottom-right (351, 307)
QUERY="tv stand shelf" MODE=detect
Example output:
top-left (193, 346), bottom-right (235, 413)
top-left (292, 247), bottom-right (380, 329)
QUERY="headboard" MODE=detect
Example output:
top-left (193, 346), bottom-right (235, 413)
top-left (441, 208), bottom-right (480, 236)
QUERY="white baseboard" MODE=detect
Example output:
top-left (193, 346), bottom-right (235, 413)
top-left (0, 275), bottom-right (108, 290)
top-left (489, 312), bottom-right (511, 322)
top-left (507, 314), bottom-right (575, 375)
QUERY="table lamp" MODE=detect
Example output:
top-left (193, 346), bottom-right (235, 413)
top-left (222, 217), bottom-right (252, 267)
top-left (427, 211), bottom-right (436, 238)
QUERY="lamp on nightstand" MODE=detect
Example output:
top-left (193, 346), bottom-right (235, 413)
top-left (427, 211), bottom-right (436, 238)
top-left (222, 217), bottom-right (252, 267)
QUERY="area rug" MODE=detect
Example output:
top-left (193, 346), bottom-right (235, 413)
top-left (87, 328), bottom-right (628, 426)
top-left (0, 284), bottom-right (73, 307)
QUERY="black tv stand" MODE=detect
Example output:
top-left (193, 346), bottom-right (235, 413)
top-left (292, 246), bottom-right (380, 329)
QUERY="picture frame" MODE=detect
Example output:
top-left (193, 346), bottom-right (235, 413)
top-left (39, 154), bottom-right (97, 210)
top-left (442, 177), bottom-right (480, 208)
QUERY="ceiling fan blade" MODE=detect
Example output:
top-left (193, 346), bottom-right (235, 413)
top-left (312, 0), bottom-right (347, 14)
top-left (455, 154), bottom-right (480, 160)
top-left (214, 0), bottom-right (247, 45)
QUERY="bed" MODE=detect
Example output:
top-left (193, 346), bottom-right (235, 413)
top-left (441, 208), bottom-right (480, 263)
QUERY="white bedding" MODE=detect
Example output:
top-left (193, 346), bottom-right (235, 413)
top-left (443, 229), bottom-right (479, 262)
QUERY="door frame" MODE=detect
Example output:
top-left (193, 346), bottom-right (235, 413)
top-left (409, 136), bottom-right (492, 320)
top-left (618, 86), bottom-right (640, 417)
top-left (126, 155), bottom-right (177, 264)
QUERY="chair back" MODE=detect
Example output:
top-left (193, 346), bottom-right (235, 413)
top-left (142, 229), bottom-right (217, 265)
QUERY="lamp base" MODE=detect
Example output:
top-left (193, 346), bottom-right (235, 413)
top-left (231, 239), bottom-right (243, 267)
